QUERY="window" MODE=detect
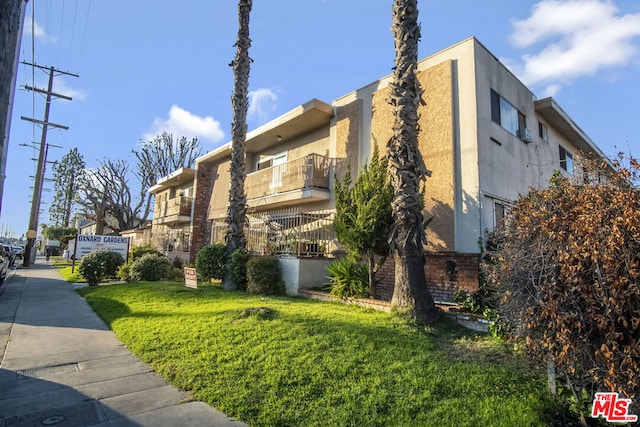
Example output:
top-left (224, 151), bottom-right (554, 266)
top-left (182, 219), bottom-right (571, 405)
top-left (257, 151), bottom-right (288, 171)
top-left (484, 196), bottom-right (512, 233)
top-left (491, 90), bottom-right (526, 135)
top-left (270, 152), bottom-right (288, 190)
top-left (494, 201), bottom-right (506, 228)
top-left (181, 187), bottom-right (193, 198)
top-left (559, 145), bottom-right (574, 174)
top-left (538, 122), bottom-right (548, 142)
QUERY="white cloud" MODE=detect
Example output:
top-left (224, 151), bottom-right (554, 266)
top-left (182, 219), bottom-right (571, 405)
top-left (144, 105), bottom-right (225, 144)
top-left (248, 88), bottom-right (278, 124)
top-left (23, 16), bottom-right (57, 43)
top-left (507, 0), bottom-right (640, 93)
top-left (53, 78), bottom-right (88, 101)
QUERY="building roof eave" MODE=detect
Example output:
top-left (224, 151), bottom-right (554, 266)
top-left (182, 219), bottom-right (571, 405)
top-left (535, 97), bottom-right (610, 163)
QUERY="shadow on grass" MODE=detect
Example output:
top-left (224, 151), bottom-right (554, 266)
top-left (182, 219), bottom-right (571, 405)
top-left (76, 282), bottom-right (560, 426)
top-left (82, 285), bottom-right (524, 371)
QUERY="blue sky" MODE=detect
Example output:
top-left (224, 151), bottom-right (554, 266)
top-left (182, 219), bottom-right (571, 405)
top-left (2, 0), bottom-right (640, 239)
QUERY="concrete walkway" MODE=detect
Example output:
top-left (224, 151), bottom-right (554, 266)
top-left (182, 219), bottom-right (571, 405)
top-left (0, 259), bottom-right (247, 426)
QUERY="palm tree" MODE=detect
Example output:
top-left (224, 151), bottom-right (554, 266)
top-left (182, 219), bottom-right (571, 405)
top-left (386, 0), bottom-right (438, 322)
top-left (223, 0), bottom-right (252, 290)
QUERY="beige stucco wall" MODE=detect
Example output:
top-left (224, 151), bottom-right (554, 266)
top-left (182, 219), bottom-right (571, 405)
top-left (334, 99), bottom-right (361, 165)
top-left (248, 127), bottom-right (331, 171)
top-left (287, 128), bottom-right (331, 161)
top-left (370, 60), bottom-right (456, 252)
top-left (207, 158), bottom-right (231, 220)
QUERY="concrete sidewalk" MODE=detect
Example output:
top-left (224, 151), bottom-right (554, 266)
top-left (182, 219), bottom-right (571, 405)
top-left (0, 259), bottom-right (247, 427)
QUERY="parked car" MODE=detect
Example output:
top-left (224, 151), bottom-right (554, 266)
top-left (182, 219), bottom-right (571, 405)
top-left (12, 245), bottom-right (23, 259)
top-left (0, 245), bottom-right (9, 283)
top-left (2, 245), bottom-right (15, 267)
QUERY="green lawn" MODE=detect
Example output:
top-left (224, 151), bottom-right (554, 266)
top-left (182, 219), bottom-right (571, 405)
top-left (78, 282), bottom-right (560, 426)
top-left (54, 260), bottom-right (86, 283)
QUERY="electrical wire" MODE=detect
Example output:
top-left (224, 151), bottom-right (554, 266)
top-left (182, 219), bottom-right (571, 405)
top-left (78, 0), bottom-right (92, 69)
top-left (31, 0), bottom-right (37, 176)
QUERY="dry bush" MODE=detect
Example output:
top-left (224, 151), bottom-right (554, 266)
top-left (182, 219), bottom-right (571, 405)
top-left (487, 154), bottom-right (640, 401)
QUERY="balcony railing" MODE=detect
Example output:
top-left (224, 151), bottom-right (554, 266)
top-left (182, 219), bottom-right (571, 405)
top-left (211, 207), bottom-right (340, 258)
top-left (154, 196), bottom-right (193, 219)
top-left (245, 153), bottom-right (331, 201)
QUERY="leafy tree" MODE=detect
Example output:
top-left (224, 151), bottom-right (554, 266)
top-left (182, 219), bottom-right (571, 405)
top-left (40, 224), bottom-right (77, 249)
top-left (334, 143), bottom-right (393, 298)
top-left (487, 155), bottom-right (640, 407)
top-left (223, 0), bottom-right (253, 290)
top-left (41, 224), bottom-right (77, 242)
top-left (49, 148), bottom-right (85, 226)
top-left (133, 132), bottom-right (201, 189)
top-left (386, 0), bottom-right (438, 322)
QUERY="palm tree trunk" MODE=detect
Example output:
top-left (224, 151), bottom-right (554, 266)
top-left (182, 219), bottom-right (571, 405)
top-left (223, 0), bottom-right (252, 290)
top-left (387, 0), bottom-right (438, 322)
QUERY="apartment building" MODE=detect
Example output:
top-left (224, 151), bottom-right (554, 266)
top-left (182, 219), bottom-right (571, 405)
top-left (148, 167), bottom-right (196, 264)
top-left (184, 36), bottom-right (608, 300)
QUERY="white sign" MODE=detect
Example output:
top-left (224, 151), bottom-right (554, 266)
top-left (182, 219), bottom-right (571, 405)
top-left (73, 234), bottom-right (130, 260)
top-left (184, 267), bottom-right (198, 289)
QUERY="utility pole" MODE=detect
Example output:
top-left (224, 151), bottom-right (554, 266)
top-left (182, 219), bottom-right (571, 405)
top-left (20, 62), bottom-right (78, 266)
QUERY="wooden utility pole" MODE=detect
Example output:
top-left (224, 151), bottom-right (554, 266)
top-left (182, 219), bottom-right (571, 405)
top-left (20, 62), bottom-right (77, 266)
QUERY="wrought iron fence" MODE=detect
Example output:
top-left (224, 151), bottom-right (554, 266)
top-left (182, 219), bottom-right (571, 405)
top-left (211, 207), bottom-right (340, 258)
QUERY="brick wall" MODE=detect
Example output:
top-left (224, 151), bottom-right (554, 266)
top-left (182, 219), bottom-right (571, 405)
top-left (375, 252), bottom-right (480, 303)
top-left (189, 161), bottom-right (216, 263)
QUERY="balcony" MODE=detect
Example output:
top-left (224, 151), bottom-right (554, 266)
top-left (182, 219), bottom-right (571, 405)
top-left (153, 196), bottom-right (193, 225)
top-left (245, 153), bottom-right (332, 209)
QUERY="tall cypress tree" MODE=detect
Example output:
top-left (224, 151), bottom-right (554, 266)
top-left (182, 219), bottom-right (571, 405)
top-left (334, 143), bottom-right (393, 298)
top-left (49, 148), bottom-right (85, 226)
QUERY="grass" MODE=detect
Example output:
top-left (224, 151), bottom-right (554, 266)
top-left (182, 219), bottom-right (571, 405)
top-left (54, 260), bottom-right (86, 283)
top-left (78, 282), bottom-right (560, 426)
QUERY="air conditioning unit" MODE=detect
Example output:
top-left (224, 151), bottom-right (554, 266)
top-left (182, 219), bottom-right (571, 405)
top-left (517, 128), bottom-right (534, 144)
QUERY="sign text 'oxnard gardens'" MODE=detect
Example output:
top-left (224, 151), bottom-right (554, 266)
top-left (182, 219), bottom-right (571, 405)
top-left (71, 234), bottom-right (130, 260)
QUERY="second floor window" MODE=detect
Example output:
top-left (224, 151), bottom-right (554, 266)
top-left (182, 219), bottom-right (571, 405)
top-left (538, 122), bottom-right (548, 141)
top-left (559, 145), bottom-right (574, 174)
top-left (491, 89), bottom-right (525, 136)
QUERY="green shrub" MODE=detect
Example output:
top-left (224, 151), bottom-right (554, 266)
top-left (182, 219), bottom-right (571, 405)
top-left (102, 250), bottom-right (126, 277)
top-left (78, 249), bottom-right (125, 286)
top-left (130, 253), bottom-right (172, 281)
top-left (130, 245), bottom-right (162, 262)
top-left (116, 263), bottom-right (132, 282)
top-left (230, 248), bottom-right (250, 290)
top-left (166, 267), bottom-right (185, 282)
top-left (171, 257), bottom-right (183, 269)
top-left (246, 257), bottom-right (285, 295)
top-left (326, 257), bottom-right (368, 298)
top-left (195, 243), bottom-right (228, 280)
